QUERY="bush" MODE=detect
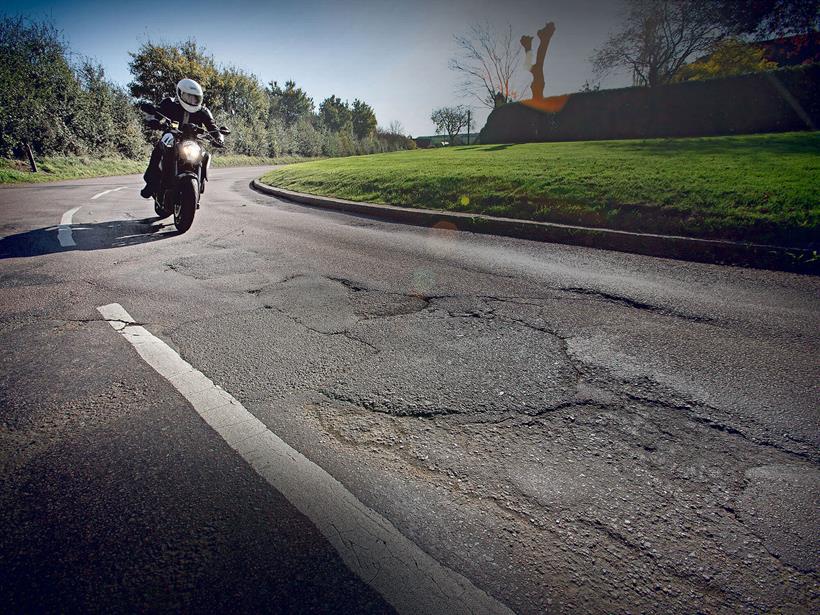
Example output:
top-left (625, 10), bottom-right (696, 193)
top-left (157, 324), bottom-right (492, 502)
top-left (0, 17), bottom-right (147, 159)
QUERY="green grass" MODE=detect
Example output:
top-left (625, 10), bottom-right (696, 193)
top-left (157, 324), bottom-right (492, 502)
top-left (211, 154), bottom-right (308, 168)
top-left (0, 156), bottom-right (145, 183)
top-left (260, 132), bottom-right (820, 245)
top-left (0, 154), bottom-right (308, 185)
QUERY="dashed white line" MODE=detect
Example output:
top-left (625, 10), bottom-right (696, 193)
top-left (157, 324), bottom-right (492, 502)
top-left (90, 186), bottom-right (126, 200)
top-left (96, 302), bottom-right (515, 615)
top-left (57, 206), bottom-right (81, 247)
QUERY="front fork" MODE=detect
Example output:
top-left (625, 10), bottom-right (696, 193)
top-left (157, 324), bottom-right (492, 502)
top-left (200, 151), bottom-right (210, 194)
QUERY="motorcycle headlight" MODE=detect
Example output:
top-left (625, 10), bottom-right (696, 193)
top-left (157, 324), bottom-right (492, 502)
top-left (180, 140), bottom-right (202, 162)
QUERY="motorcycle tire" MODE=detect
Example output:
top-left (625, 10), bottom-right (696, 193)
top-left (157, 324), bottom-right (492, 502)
top-left (174, 177), bottom-right (198, 234)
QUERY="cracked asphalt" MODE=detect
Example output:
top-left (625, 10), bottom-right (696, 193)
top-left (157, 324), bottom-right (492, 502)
top-left (0, 166), bottom-right (818, 614)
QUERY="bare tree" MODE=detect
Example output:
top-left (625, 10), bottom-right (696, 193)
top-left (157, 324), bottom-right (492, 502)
top-left (450, 22), bottom-right (522, 109)
top-left (430, 106), bottom-right (473, 145)
top-left (592, 0), bottom-right (727, 87)
top-left (387, 120), bottom-right (405, 136)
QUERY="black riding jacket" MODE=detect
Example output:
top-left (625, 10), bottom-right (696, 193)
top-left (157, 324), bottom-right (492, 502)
top-left (144, 97), bottom-right (220, 136)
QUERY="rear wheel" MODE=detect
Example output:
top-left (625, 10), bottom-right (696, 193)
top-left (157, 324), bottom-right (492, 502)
top-left (174, 178), bottom-right (198, 233)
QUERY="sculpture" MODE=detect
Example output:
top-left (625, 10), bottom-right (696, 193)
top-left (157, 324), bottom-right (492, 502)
top-left (521, 23), bottom-right (556, 100)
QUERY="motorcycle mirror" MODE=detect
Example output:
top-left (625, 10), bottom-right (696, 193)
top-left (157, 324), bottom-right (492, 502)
top-left (219, 126), bottom-right (231, 135)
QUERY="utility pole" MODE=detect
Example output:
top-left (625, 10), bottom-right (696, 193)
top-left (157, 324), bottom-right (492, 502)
top-left (466, 109), bottom-right (471, 146)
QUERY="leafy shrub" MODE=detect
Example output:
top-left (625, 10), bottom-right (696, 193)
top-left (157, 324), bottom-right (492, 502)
top-left (0, 17), bottom-right (147, 159)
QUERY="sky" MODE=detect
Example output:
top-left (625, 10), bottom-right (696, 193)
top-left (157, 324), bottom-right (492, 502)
top-left (6, 0), bottom-right (631, 136)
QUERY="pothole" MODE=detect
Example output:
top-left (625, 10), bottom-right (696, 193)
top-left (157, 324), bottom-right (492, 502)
top-left (323, 309), bottom-right (579, 417)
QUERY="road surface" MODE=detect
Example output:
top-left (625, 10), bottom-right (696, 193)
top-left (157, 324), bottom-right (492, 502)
top-left (1, 167), bottom-right (817, 614)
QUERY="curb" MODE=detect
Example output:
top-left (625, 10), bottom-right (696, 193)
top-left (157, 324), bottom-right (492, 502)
top-left (250, 180), bottom-right (818, 274)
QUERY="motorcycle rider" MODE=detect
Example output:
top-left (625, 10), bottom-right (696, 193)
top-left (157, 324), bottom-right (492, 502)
top-left (140, 78), bottom-right (224, 199)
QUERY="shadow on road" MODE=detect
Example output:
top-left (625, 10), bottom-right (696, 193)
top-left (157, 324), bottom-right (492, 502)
top-left (0, 217), bottom-right (176, 259)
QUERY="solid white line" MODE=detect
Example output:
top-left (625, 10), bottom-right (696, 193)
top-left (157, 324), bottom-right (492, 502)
top-left (90, 186), bottom-right (126, 200)
top-left (96, 302), bottom-right (514, 615)
top-left (57, 206), bottom-right (82, 247)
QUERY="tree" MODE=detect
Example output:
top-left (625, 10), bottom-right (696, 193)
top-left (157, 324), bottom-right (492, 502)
top-left (0, 16), bottom-right (143, 158)
top-left (376, 124), bottom-right (414, 151)
top-left (351, 99), bottom-right (377, 140)
top-left (73, 61), bottom-right (145, 157)
top-left (128, 40), bottom-right (219, 105)
top-left (319, 95), bottom-right (351, 132)
top-left (212, 66), bottom-right (267, 119)
top-left (387, 120), bottom-right (405, 136)
top-left (675, 38), bottom-right (778, 80)
top-left (0, 16), bottom-right (76, 156)
top-left (292, 115), bottom-right (322, 157)
top-left (210, 66), bottom-right (269, 156)
top-left (430, 106), bottom-right (472, 145)
top-left (268, 80), bottom-right (313, 127)
top-left (715, 0), bottom-right (819, 38)
top-left (450, 22), bottom-right (522, 108)
top-left (591, 0), bottom-right (726, 87)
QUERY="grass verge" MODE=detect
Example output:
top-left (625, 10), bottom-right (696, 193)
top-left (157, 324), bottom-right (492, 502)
top-left (260, 132), bottom-right (819, 246)
top-left (0, 154), bottom-right (308, 185)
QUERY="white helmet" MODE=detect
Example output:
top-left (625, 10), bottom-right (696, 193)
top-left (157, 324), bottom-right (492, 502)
top-left (176, 78), bottom-right (204, 113)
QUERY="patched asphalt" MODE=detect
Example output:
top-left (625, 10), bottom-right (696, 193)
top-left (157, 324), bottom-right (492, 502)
top-left (1, 167), bottom-right (818, 614)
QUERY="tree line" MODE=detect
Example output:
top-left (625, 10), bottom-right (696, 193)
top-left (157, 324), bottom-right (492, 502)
top-left (0, 17), bottom-right (414, 161)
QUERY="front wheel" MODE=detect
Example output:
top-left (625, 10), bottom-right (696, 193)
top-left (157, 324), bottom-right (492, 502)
top-left (174, 177), bottom-right (198, 233)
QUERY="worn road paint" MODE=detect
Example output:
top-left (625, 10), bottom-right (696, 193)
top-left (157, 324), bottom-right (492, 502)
top-left (57, 206), bottom-right (81, 247)
top-left (90, 186), bottom-right (126, 200)
top-left (96, 302), bottom-right (514, 615)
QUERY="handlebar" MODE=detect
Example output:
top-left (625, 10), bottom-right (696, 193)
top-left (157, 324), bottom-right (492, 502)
top-left (139, 102), bottom-right (230, 147)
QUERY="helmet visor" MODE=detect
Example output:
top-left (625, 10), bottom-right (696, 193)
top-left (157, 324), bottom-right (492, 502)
top-left (179, 91), bottom-right (202, 107)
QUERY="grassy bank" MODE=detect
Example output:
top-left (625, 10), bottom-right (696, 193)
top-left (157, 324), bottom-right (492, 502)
top-left (0, 154), bottom-right (307, 185)
top-left (260, 132), bottom-right (819, 246)
top-left (212, 154), bottom-right (308, 168)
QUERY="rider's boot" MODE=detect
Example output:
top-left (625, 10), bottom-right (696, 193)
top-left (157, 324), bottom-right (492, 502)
top-left (140, 183), bottom-right (154, 199)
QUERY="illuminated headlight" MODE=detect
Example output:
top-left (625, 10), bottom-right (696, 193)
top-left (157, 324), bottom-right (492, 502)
top-left (180, 140), bottom-right (202, 162)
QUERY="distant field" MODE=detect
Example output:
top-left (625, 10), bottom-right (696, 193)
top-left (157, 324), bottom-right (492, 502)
top-left (261, 132), bottom-right (820, 246)
top-left (0, 154), bottom-right (306, 184)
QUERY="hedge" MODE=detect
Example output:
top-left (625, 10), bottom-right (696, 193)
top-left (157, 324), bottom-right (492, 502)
top-left (480, 64), bottom-right (819, 143)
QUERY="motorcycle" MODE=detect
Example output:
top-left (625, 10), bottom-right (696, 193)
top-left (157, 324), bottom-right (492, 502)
top-left (140, 103), bottom-right (230, 233)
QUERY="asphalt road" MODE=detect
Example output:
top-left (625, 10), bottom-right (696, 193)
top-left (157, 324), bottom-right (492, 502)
top-left (0, 166), bottom-right (817, 614)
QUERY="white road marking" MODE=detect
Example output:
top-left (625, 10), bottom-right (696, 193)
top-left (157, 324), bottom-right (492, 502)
top-left (97, 302), bottom-right (514, 615)
top-left (90, 186), bottom-right (126, 200)
top-left (57, 206), bottom-right (82, 247)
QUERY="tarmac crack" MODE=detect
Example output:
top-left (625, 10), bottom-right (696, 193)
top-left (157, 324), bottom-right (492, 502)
top-left (622, 389), bottom-right (816, 463)
top-left (266, 304), bottom-right (381, 353)
top-left (327, 275), bottom-right (456, 303)
top-left (558, 286), bottom-right (713, 323)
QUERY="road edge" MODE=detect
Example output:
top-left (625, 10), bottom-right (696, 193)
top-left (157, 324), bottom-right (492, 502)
top-left (251, 179), bottom-right (818, 275)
